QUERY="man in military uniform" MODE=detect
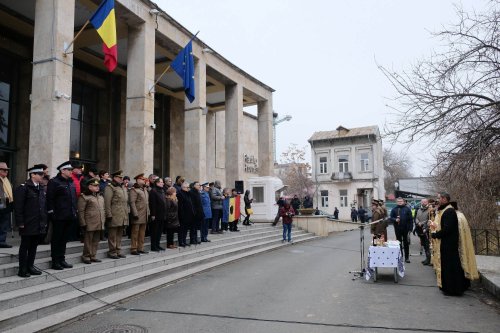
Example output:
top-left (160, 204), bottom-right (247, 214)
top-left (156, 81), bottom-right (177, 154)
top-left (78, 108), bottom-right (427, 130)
top-left (414, 198), bottom-right (432, 265)
top-left (14, 166), bottom-right (47, 277)
top-left (129, 173), bottom-right (149, 255)
top-left (47, 161), bottom-right (78, 270)
top-left (78, 178), bottom-right (105, 264)
top-left (370, 199), bottom-right (388, 242)
top-left (104, 170), bottom-right (129, 259)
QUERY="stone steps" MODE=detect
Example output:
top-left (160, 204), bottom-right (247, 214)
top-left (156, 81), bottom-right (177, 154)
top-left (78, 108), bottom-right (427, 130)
top-left (0, 224), bottom-right (318, 332)
top-left (0, 224), bottom-right (274, 266)
top-left (0, 226), bottom-right (278, 278)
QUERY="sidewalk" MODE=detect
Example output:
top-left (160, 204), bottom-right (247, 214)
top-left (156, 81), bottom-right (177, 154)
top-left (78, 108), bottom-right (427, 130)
top-left (477, 255), bottom-right (500, 299)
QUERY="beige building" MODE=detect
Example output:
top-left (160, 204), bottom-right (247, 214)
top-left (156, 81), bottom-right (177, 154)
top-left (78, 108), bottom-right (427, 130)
top-left (309, 126), bottom-right (385, 220)
top-left (0, 0), bottom-right (274, 188)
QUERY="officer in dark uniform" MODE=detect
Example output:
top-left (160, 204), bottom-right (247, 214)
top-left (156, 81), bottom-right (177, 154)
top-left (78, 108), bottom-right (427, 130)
top-left (14, 166), bottom-right (48, 277)
top-left (47, 161), bottom-right (78, 270)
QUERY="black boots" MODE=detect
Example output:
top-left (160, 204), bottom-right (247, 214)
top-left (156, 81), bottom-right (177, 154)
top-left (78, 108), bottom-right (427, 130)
top-left (422, 256), bottom-right (431, 265)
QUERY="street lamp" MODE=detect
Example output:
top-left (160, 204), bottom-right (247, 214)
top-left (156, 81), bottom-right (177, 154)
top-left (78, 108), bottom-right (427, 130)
top-left (273, 113), bottom-right (292, 163)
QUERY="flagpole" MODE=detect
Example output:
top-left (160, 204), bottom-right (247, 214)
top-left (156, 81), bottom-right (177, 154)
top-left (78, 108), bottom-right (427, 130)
top-left (148, 31), bottom-right (200, 95)
top-left (149, 64), bottom-right (171, 95)
top-left (63, 20), bottom-right (90, 55)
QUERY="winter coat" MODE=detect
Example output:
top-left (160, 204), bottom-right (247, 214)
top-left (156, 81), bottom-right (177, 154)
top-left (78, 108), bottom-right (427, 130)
top-left (77, 193), bottom-right (105, 231)
top-left (302, 197), bottom-right (313, 208)
top-left (351, 209), bottom-right (358, 219)
top-left (178, 189), bottom-right (196, 227)
top-left (279, 205), bottom-right (295, 224)
top-left (290, 198), bottom-right (300, 211)
top-left (190, 188), bottom-right (204, 228)
top-left (46, 173), bottom-right (78, 221)
top-left (210, 186), bottom-right (224, 210)
top-left (104, 181), bottom-right (129, 227)
top-left (129, 184), bottom-right (149, 225)
top-left (390, 205), bottom-right (413, 233)
top-left (244, 194), bottom-right (253, 209)
top-left (371, 206), bottom-right (387, 235)
top-left (165, 198), bottom-right (180, 229)
top-left (200, 190), bottom-right (212, 219)
top-left (14, 179), bottom-right (47, 236)
top-left (414, 206), bottom-right (430, 235)
top-left (149, 186), bottom-right (167, 222)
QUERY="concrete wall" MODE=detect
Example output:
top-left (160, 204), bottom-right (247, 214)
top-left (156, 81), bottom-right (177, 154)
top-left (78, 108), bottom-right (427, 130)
top-left (294, 215), bottom-right (360, 236)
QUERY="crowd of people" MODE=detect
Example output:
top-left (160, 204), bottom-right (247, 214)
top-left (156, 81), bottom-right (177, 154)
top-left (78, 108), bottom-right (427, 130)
top-left (368, 193), bottom-right (479, 296)
top-left (0, 161), bottom-right (256, 278)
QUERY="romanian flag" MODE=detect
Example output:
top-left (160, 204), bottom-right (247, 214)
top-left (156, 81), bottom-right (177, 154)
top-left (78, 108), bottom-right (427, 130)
top-left (223, 195), bottom-right (241, 223)
top-left (90, 0), bottom-right (117, 72)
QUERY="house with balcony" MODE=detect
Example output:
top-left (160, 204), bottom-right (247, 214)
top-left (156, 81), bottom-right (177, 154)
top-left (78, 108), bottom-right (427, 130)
top-left (308, 125), bottom-right (385, 220)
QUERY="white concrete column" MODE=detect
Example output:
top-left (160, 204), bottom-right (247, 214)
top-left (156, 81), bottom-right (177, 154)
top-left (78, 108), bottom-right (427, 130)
top-left (124, 20), bottom-right (155, 176)
top-left (184, 59), bottom-right (207, 182)
top-left (28, 0), bottom-right (75, 175)
top-left (225, 83), bottom-right (244, 188)
top-left (257, 96), bottom-right (274, 176)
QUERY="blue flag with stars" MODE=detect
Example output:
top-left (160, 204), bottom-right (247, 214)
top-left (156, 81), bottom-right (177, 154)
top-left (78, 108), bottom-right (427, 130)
top-left (171, 40), bottom-right (195, 103)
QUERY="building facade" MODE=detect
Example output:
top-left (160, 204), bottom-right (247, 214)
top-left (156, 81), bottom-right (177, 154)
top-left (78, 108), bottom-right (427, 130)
top-left (309, 126), bottom-right (385, 220)
top-left (0, 0), bottom-right (274, 189)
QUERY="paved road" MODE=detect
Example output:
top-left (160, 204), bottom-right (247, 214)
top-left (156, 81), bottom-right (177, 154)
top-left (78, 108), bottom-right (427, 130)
top-left (55, 228), bottom-right (500, 333)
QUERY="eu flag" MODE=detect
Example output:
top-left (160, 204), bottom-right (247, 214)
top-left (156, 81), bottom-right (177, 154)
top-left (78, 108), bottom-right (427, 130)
top-left (171, 41), bottom-right (195, 103)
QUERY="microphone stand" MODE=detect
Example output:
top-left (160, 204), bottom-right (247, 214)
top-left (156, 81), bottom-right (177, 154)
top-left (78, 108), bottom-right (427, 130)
top-left (350, 218), bottom-right (386, 280)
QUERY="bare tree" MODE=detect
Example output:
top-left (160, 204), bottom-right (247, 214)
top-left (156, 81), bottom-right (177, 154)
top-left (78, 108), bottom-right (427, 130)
top-left (383, 148), bottom-right (413, 195)
top-left (380, 1), bottom-right (500, 177)
top-left (380, 1), bottom-right (499, 227)
top-left (278, 144), bottom-right (314, 200)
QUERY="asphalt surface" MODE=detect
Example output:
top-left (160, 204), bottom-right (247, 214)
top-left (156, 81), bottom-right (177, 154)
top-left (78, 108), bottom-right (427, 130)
top-left (55, 228), bottom-right (500, 333)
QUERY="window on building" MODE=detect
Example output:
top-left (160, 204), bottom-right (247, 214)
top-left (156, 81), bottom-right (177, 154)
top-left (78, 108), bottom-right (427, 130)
top-left (339, 155), bottom-right (349, 173)
top-left (360, 152), bottom-right (370, 172)
top-left (253, 186), bottom-right (264, 203)
top-left (321, 190), bottom-right (329, 207)
top-left (319, 156), bottom-right (328, 174)
top-left (70, 81), bottom-right (98, 161)
top-left (340, 189), bottom-right (348, 207)
top-left (0, 81), bottom-right (10, 146)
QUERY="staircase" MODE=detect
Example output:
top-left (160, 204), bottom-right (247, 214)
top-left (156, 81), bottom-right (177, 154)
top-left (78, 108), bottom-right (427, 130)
top-left (0, 224), bottom-right (317, 332)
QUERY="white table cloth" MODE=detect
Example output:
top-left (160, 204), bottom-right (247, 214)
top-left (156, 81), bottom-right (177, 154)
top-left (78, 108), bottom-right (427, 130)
top-left (365, 246), bottom-right (405, 280)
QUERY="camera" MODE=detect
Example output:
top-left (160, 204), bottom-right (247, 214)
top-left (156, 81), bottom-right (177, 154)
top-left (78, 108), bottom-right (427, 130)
top-left (150, 124), bottom-right (156, 130)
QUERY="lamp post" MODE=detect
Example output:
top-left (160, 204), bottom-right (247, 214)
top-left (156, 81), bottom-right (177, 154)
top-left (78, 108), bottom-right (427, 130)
top-left (273, 113), bottom-right (292, 163)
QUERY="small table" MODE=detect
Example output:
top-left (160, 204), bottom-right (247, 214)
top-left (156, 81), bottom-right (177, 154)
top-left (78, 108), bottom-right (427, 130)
top-left (365, 246), bottom-right (405, 283)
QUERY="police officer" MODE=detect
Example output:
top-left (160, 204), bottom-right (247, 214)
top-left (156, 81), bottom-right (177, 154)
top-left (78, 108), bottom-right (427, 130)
top-left (47, 161), bottom-right (77, 270)
top-left (104, 170), bottom-right (129, 259)
top-left (14, 166), bottom-right (48, 277)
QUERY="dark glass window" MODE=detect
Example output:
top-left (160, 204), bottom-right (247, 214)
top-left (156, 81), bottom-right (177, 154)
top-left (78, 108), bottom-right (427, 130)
top-left (70, 81), bottom-right (97, 161)
top-left (0, 56), bottom-right (12, 147)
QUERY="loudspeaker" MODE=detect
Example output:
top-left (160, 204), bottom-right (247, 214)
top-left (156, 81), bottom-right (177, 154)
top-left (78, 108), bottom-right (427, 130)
top-left (235, 180), bottom-right (244, 194)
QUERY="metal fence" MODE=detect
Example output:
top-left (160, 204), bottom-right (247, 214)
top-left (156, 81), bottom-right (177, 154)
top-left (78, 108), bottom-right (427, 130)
top-left (471, 229), bottom-right (500, 256)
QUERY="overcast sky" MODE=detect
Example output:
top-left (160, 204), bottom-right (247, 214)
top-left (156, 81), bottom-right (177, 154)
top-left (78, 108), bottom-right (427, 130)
top-left (157, 0), bottom-right (486, 176)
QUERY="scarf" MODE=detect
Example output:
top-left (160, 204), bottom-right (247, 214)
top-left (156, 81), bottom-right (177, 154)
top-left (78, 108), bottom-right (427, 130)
top-left (0, 176), bottom-right (13, 203)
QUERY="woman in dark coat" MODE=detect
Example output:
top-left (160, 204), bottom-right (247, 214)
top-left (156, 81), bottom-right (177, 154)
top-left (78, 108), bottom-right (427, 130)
top-left (14, 167), bottom-right (47, 277)
top-left (189, 182), bottom-right (203, 245)
top-left (165, 187), bottom-right (180, 249)
top-left (148, 178), bottom-right (166, 251)
top-left (243, 190), bottom-right (253, 225)
top-left (177, 182), bottom-right (196, 247)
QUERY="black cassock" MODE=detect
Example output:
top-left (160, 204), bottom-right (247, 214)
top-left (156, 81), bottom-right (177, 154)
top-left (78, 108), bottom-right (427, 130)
top-left (433, 206), bottom-right (470, 296)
